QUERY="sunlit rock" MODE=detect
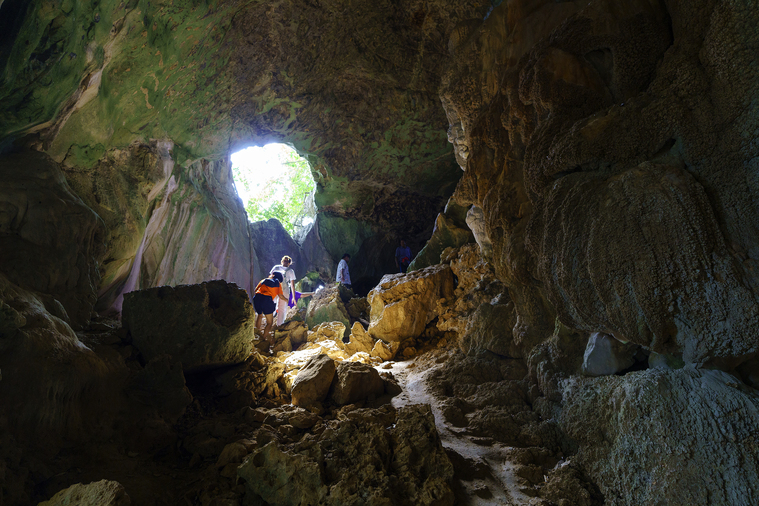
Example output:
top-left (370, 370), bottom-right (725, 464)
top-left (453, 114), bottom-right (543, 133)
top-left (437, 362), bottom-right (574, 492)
top-left (344, 321), bottom-right (375, 356)
top-left (38, 480), bottom-right (130, 506)
top-left (436, 244), bottom-right (505, 339)
top-left (368, 264), bottom-right (455, 342)
top-left (290, 354), bottom-right (336, 408)
top-left (123, 280), bottom-right (256, 373)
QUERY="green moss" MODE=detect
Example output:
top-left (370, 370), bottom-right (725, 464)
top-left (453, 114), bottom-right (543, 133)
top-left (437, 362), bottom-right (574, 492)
top-left (317, 214), bottom-right (374, 260)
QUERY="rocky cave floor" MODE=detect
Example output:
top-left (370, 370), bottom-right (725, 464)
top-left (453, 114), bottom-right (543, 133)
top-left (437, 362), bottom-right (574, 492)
top-left (13, 312), bottom-right (604, 506)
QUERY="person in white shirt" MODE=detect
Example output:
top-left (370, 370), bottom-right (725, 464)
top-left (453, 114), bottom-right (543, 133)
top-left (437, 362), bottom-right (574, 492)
top-left (270, 256), bottom-right (297, 326)
top-left (336, 253), bottom-right (351, 289)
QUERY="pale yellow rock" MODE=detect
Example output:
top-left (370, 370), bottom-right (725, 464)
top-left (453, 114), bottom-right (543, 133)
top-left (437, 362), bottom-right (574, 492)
top-left (307, 321), bottom-right (347, 345)
top-left (344, 322), bottom-right (376, 356)
top-left (346, 351), bottom-right (381, 365)
top-left (367, 264), bottom-right (455, 342)
top-left (370, 340), bottom-right (397, 361)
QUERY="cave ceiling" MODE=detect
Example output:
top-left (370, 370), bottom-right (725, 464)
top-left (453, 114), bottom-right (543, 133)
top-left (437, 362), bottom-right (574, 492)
top-left (0, 0), bottom-right (491, 237)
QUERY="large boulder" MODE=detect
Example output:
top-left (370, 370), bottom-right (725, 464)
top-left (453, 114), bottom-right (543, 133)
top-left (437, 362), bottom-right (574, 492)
top-left (122, 280), bottom-right (256, 373)
top-left (38, 480), bottom-right (130, 506)
top-left (305, 285), bottom-right (350, 334)
top-left (367, 264), bottom-right (455, 342)
top-left (329, 361), bottom-right (385, 406)
top-left (290, 354), bottom-right (336, 408)
top-left (562, 367), bottom-right (759, 505)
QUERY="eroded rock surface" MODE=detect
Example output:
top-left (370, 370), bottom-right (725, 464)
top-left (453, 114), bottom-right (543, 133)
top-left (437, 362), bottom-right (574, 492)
top-left (368, 264), bottom-right (454, 342)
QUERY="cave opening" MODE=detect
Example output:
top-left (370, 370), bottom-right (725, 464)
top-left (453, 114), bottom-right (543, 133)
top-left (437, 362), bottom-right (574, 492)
top-left (231, 143), bottom-right (316, 238)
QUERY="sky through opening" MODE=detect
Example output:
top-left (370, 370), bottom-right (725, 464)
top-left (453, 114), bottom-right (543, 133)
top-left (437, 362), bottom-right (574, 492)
top-left (231, 144), bottom-right (316, 235)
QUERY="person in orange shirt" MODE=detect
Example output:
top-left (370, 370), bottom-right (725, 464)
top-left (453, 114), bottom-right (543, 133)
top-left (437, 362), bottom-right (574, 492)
top-left (253, 271), bottom-right (284, 346)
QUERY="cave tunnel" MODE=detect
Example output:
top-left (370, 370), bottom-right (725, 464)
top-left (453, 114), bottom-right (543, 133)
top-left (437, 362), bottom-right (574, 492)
top-left (3, 0), bottom-right (759, 504)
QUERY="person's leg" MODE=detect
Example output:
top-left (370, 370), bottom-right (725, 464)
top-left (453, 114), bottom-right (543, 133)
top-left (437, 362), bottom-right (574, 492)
top-left (263, 314), bottom-right (274, 344)
top-left (276, 296), bottom-right (287, 326)
top-left (255, 313), bottom-right (263, 332)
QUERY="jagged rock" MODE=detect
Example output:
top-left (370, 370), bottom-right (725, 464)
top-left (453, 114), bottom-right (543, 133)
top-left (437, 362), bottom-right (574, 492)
top-left (305, 285), bottom-right (350, 335)
top-left (288, 410), bottom-right (320, 429)
top-left (581, 333), bottom-right (637, 377)
top-left (368, 264), bottom-right (455, 342)
top-left (562, 367), bottom-right (759, 505)
top-left (344, 322), bottom-right (376, 356)
top-left (381, 371), bottom-right (403, 397)
top-left (38, 480), bottom-right (130, 506)
top-left (290, 354), bottom-right (336, 408)
top-left (122, 280), bottom-right (256, 373)
top-left (436, 244), bottom-right (505, 338)
top-left (329, 361), bottom-right (385, 406)
top-left (237, 405), bottom-right (454, 505)
top-left (371, 340), bottom-right (397, 361)
top-left (409, 198), bottom-right (474, 271)
top-left (465, 205), bottom-right (492, 259)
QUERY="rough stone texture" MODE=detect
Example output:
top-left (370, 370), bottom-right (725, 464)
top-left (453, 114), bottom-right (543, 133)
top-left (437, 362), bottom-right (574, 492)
top-left (290, 354), bottom-right (336, 408)
top-left (465, 205), bottom-right (492, 259)
top-left (436, 244), bottom-right (506, 339)
top-left (123, 280), bottom-right (256, 373)
top-left (129, 355), bottom-right (193, 422)
top-left (38, 480), bottom-right (130, 506)
top-left (344, 322), bottom-right (376, 356)
top-left (0, 151), bottom-right (104, 328)
top-left (329, 361), bottom-right (385, 406)
top-left (562, 367), bottom-right (759, 505)
top-left (368, 264), bottom-right (454, 342)
top-left (581, 333), bottom-right (637, 377)
top-left (305, 285), bottom-right (350, 334)
top-left (459, 302), bottom-right (520, 358)
top-left (237, 404), bottom-right (454, 506)
top-left (409, 199), bottom-right (474, 272)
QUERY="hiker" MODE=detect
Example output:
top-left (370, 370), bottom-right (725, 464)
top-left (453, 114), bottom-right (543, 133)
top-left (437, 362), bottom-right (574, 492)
top-left (336, 253), bottom-right (351, 289)
top-left (270, 256), bottom-right (297, 326)
top-left (253, 271), bottom-right (284, 346)
top-left (395, 239), bottom-right (412, 273)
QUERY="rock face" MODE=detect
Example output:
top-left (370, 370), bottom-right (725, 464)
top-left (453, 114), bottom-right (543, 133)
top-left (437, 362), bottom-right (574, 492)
top-left (249, 218), bottom-right (308, 287)
top-left (368, 265), bottom-right (455, 342)
top-left (38, 480), bottom-right (130, 506)
top-left (409, 199), bottom-right (474, 271)
top-left (123, 280), bottom-right (256, 372)
top-left (0, 152), bottom-right (104, 328)
top-left (562, 367), bottom-right (759, 505)
top-left (581, 333), bottom-right (637, 377)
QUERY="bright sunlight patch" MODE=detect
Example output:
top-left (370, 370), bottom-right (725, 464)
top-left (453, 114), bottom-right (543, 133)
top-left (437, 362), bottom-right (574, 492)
top-left (231, 144), bottom-right (316, 236)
